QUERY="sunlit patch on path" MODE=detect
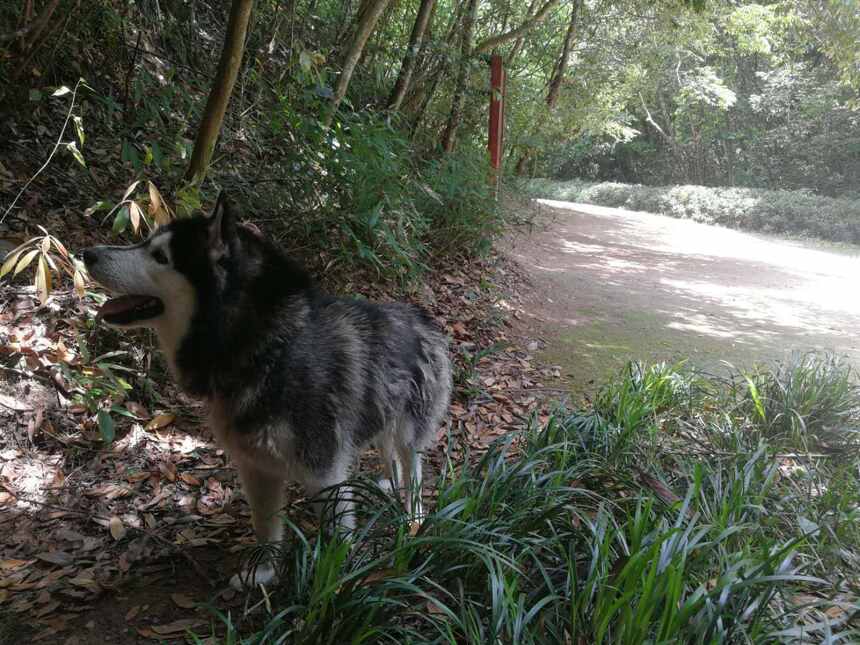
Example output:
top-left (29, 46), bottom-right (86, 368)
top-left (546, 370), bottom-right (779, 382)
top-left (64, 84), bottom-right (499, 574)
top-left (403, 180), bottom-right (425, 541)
top-left (507, 199), bottom-right (860, 391)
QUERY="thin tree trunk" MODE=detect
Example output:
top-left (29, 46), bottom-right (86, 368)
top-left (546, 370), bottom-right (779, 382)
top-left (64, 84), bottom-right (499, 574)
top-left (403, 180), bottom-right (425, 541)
top-left (323, 0), bottom-right (391, 127)
top-left (399, 0), bottom-right (462, 114)
top-left (545, 0), bottom-right (579, 109)
top-left (474, 0), bottom-right (560, 55)
top-left (440, 0), bottom-right (478, 153)
top-left (387, 0), bottom-right (436, 112)
top-left (515, 3), bottom-right (579, 176)
top-left (185, 0), bottom-right (254, 184)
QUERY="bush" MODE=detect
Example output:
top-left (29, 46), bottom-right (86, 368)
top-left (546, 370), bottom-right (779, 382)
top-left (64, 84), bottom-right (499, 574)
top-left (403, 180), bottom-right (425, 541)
top-left (523, 179), bottom-right (860, 245)
top-left (737, 351), bottom-right (860, 453)
top-left (201, 354), bottom-right (860, 643)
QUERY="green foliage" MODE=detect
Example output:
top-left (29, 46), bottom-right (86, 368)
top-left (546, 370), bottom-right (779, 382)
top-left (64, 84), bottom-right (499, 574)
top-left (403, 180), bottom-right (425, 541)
top-left (525, 178), bottom-right (860, 244)
top-left (419, 148), bottom-right (501, 256)
top-left (205, 353), bottom-right (860, 643)
top-left (735, 352), bottom-right (860, 453)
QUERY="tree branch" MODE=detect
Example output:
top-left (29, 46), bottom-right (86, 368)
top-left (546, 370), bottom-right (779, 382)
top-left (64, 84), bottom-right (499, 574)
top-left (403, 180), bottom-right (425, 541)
top-left (474, 0), bottom-right (561, 55)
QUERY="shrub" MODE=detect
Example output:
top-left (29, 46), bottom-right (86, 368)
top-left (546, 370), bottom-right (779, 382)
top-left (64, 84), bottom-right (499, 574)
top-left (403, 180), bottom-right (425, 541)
top-left (523, 179), bottom-right (860, 245)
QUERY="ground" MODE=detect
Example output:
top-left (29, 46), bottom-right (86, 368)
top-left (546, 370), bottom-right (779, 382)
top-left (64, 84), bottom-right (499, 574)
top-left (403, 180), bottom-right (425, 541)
top-left (0, 243), bottom-right (556, 643)
top-left (3, 196), bottom-right (860, 642)
top-left (506, 198), bottom-right (860, 398)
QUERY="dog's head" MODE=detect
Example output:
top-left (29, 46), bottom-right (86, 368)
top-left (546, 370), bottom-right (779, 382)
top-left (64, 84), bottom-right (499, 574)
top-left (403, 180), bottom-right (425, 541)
top-left (81, 191), bottom-right (239, 329)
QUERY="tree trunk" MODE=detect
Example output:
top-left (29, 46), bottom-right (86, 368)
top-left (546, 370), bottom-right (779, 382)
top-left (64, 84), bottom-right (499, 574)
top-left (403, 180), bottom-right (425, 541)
top-left (324, 0), bottom-right (391, 127)
top-left (185, 0), bottom-right (254, 184)
top-left (399, 0), bottom-right (462, 115)
top-left (440, 0), bottom-right (478, 153)
top-left (545, 0), bottom-right (579, 109)
top-left (515, 150), bottom-right (531, 176)
top-left (474, 0), bottom-right (561, 55)
top-left (387, 0), bottom-right (436, 112)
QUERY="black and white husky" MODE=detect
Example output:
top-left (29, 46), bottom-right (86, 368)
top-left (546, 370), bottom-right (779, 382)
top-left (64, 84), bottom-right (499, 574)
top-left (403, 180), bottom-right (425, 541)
top-left (82, 193), bottom-right (452, 588)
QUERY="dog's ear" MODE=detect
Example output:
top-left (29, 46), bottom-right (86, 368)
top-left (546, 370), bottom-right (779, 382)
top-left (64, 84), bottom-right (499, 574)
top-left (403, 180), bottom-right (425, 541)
top-left (208, 191), bottom-right (237, 254)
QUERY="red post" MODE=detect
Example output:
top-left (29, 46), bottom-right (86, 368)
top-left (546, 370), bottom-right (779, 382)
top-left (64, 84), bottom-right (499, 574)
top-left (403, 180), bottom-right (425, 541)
top-left (488, 54), bottom-right (505, 187)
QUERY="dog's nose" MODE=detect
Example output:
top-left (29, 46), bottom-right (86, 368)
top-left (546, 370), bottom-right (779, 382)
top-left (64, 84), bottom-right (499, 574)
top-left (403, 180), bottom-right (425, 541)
top-left (80, 249), bottom-right (98, 266)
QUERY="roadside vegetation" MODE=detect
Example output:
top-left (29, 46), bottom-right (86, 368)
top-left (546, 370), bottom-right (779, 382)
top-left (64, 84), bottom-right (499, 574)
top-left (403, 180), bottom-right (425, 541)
top-left (198, 353), bottom-right (860, 643)
top-left (524, 179), bottom-right (860, 244)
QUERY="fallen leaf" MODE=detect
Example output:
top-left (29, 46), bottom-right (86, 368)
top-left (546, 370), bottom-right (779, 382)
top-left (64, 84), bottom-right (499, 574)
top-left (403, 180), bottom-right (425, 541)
top-left (179, 472), bottom-right (201, 486)
top-left (361, 568), bottom-right (397, 585)
top-left (125, 401), bottom-right (149, 419)
top-left (149, 618), bottom-right (205, 635)
top-left (34, 600), bottom-right (60, 617)
top-left (67, 577), bottom-right (100, 592)
top-left (0, 559), bottom-right (34, 571)
top-left (160, 461), bottom-right (177, 482)
top-left (125, 605), bottom-right (140, 621)
top-left (109, 516), bottom-right (126, 541)
top-left (35, 551), bottom-right (74, 566)
top-left (146, 413), bottom-right (175, 430)
top-left (170, 593), bottom-right (196, 609)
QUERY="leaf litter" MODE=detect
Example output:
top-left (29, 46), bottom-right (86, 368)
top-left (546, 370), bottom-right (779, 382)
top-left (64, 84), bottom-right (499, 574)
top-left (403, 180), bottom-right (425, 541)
top-left (0, 247), bottom-right (562, 641)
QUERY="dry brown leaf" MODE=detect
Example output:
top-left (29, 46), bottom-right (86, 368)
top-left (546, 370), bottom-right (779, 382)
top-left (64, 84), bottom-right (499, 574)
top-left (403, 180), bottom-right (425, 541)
top-left (149, 618), bottom-right (205, 635)
top-left (146, 413), bottom-right (175, 430)
top-left (361, 568), bottom-right (397, 585)
top-left (179, 472), bottom-right (201, 486)
top-left (125, 605), bottom-right (140, 621)
top-left (160, 461), bottom-right (177, 482)
top-left (170, 593), bottom-right (196, 609)
top-left (125, 401), bottom-right (149, 419)
top-left (109, 515), bottom-right (126, 541)
top-left (825, 605), bottom-right (846, 619)
top-left (35, 551), bottom-right (74, 566)
top-left (67, 577), bottom-right (100, 592)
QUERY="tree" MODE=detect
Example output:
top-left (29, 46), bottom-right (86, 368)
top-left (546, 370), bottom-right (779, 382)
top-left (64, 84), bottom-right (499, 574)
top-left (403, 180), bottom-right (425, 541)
top-left (506, 0), bottom-right (540, 64)
top-left (545, 0), bottom-right (579, 109)
top-left (440, 0), bottom-right (478, 153)
top-left (514, 0), bottom-right (580, 174)
top-left (474, 0), bottom-right (561, 54)
top-left (324, 0), bottom-right (392, 127)
top-left (387, 0), bottom-right (436, 112)
top-left (185, 0), bottom-right (254, 184)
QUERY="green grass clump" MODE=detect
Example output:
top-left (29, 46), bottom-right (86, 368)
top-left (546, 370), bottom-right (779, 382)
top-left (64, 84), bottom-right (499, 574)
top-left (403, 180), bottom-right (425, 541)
top-left (196, 352), bottom-right (860, 644)
top-left (523, 178), bottom-right (860, 245)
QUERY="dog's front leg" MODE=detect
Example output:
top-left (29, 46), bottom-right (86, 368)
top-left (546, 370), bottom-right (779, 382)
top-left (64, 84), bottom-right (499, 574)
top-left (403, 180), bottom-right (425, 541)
top-left (231, 460), bottom-right (285, 590)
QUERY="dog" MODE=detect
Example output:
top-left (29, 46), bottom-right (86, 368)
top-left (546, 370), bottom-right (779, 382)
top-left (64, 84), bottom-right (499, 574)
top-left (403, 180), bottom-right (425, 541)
top-left (81, 192), bottom-right (452, 588)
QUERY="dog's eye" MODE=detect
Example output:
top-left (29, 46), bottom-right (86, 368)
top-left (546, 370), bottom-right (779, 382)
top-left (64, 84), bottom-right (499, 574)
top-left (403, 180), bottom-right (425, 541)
top-left (152, 249), bottom-right (169, 265)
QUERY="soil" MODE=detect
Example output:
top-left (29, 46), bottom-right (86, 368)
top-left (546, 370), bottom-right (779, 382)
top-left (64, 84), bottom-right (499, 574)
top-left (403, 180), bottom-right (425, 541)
top-left (504, 199), bottom-right (860, 399)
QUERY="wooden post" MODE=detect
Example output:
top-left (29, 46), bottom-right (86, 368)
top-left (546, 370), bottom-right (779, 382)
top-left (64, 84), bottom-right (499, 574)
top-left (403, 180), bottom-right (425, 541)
top-left (488, 54), bottom-right (505, 197)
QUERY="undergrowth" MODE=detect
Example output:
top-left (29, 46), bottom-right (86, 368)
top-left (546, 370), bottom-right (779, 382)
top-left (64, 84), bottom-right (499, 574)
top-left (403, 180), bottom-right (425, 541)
top-left (523, 179), bottom-right (860, 245)
top-left (196, 351), bottom-right (860, 644)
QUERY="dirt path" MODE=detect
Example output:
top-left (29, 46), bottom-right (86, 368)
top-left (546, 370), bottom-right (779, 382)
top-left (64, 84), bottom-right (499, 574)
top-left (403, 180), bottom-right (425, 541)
top-left (506, 199), bottom-right (860, 395)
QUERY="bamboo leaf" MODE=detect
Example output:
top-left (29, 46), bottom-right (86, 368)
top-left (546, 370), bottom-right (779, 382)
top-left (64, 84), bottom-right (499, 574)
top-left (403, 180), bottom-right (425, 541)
top-left (13, 249), bottom-right (39, 276)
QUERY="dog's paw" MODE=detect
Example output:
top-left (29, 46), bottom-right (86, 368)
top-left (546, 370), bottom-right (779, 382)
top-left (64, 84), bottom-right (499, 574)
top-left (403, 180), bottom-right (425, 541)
top-left (230, 561), bottom-right (278, 591)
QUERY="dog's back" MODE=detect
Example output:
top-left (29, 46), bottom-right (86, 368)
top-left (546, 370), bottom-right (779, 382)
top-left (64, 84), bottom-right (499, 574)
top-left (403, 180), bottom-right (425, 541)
top-left (214, 287), bottom-right (452, 477)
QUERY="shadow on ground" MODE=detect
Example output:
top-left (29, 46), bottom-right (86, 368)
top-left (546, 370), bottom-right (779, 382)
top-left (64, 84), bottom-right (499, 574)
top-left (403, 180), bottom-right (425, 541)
top-left (506, 199), bottom-right (860, 394)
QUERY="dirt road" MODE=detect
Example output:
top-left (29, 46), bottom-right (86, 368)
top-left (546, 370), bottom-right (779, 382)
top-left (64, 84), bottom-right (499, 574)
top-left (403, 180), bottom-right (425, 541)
top-left (506, 199), bottom-right (860, 393)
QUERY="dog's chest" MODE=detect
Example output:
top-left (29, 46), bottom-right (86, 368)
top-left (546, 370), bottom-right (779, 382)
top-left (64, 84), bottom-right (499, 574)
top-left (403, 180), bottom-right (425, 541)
top-left (208, 396), bottom-right (296, 476)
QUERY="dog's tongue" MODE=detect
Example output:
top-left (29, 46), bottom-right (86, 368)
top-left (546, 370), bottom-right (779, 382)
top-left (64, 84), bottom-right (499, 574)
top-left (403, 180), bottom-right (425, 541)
top-left (98, 295), bottom-right (163, 323)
